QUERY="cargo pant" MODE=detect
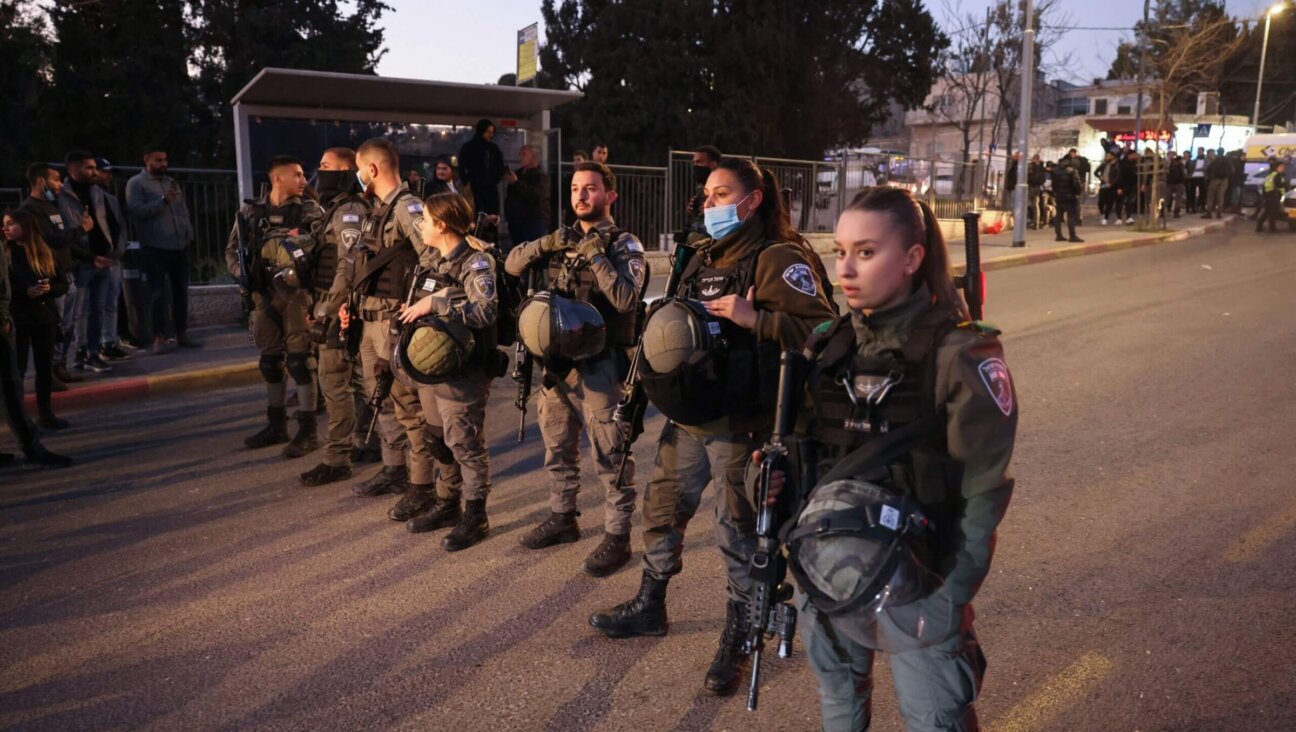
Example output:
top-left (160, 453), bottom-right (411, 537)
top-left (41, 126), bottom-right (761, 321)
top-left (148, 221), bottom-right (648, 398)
top-left (639, 421), bottom-right (759, 603)
top-left (358, 314), bottom-right (407, 468)
top-left (250, 290), bottom-right (316, 410)
top-left (318, 345), bottom-right (364, 468)
top-left (401, 374), bottom-right (492, 500)
top-left (800, 592), bottom-right (985, 732)
top-left (537, 353), bottom-right (635, 534)
top-left (1205, 178), bottom-right (1228, 217)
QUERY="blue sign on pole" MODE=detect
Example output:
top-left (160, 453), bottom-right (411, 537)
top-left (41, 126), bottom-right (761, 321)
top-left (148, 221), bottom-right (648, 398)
top-left (1194, 123), bottom-right (1212, 138)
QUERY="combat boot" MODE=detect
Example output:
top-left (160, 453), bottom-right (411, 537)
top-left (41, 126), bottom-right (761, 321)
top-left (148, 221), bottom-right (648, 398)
top-left (519, 510), bottom-right (581, 549)
top-left (442, 498), bottom-right (490, 552)
top-left (703, 599), bottom-right (751, 696)
top-left (583, 531), bottom-right (631, 577)
top-left (406, 495), bottom-right (462, 533)
top-left (299, 463), bottom-right (352, 487)
top-left (244, 407), bottom-right (290, 449)
top-left (589, 571), bottom-right (669, 638)
top-left (282, 411), bottom-right (320, 458)
top-left (388, 483), bottom-right (437, 521)
top-left (352, 465), bottom-right (408, 497)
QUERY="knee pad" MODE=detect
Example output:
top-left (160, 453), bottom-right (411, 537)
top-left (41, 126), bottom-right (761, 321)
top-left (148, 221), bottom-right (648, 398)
top-left (259, 354), bottom-right (285, 383)
top-left (285, 353), bottom-right (316, 384)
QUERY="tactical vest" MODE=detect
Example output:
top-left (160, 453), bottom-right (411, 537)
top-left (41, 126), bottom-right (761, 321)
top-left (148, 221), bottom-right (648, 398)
top-left (314, 194), bottom-right (363, 291)
top-left (359, 191), bottom-right (420, 300)
top-left (244, 200), bottom-right (304, 294)
top-left (415, 249), bottom-right (499, 371)
top-left (805, 304), bottom-right (961, 509)
top-left (544, 228), bottom-right (638, 347)
top-left (641, 241), bottom-right (779, 425)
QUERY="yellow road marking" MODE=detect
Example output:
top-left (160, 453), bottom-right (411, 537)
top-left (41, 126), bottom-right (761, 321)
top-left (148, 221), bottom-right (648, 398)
top-left (1223, 500), bottom-right (1296, 562)
top-left (989, 652), bottom-right (1114, 732)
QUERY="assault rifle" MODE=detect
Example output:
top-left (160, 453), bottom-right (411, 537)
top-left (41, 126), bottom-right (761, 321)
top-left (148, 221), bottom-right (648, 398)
top-left (512, 266), bottom-right (539, 442)
top-left (233, 213), bottom-right (254, 317)
top-left (610, 241), bottom-right (696, 488)
top-left (745, 350), bottom-right (803, 712)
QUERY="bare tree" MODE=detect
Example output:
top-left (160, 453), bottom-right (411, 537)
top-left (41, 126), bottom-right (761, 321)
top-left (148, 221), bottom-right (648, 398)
top-left (933, 5), bottom-right (997, 196)
top-left (989, 0), bottom-right (1070, 163)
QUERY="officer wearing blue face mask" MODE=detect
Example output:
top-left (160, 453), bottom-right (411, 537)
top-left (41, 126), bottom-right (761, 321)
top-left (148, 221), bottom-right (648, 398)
top-left (590, 157), bottom-right (836, 697)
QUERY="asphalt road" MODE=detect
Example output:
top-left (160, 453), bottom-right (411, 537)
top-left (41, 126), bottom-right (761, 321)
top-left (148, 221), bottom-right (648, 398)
top-left (3, 226), bottom-right (1295, 731)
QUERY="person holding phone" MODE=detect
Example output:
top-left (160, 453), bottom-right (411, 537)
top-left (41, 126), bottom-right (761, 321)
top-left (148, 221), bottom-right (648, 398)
top-left (3, 210), bottom-right (71, 429)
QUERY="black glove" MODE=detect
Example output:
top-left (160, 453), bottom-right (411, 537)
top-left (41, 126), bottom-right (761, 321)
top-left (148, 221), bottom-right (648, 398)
top-left (576, 230), bottom-right (607, 261)
top-left (373, 357), bottom-right (392, 381)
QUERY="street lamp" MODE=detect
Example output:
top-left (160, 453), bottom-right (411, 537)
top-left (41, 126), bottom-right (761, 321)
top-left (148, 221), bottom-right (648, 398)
top-left (1253, 3), bottom-right (1287, 128)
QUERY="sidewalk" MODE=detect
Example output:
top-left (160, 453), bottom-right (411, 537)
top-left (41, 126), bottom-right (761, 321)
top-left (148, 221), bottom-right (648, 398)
top-left (33, 213), bottom-right (1237, 413)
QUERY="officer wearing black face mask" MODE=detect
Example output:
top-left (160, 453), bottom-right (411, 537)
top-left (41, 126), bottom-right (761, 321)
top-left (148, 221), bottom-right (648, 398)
top-left (300, 147), bottom-right (374, 487)
top-left (681, 146), bottom-right (722, 244)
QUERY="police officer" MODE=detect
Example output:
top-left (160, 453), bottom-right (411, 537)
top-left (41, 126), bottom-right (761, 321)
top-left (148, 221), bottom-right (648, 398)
top-left (394, 192), bottom-right (500, 550)
top-left (299, 147), bottom-right (370, 486)
top-left (225, 155), bottom-right (324, 456)
top-left (777, 187), bottom-right (1018, 731)
top-left (1255, 159), bottom-right (1289, 234)
top-left (504, 161), bottom-right (647, 576)
top-left (337, 138), bottom-right (425, 503)
top-left (1051, 157), bottom-right (1083, 243)
top-left (589, 158), bottom-right (836, 697)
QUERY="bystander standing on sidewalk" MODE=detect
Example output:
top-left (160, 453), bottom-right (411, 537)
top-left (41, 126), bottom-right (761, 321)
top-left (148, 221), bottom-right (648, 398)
top-left (126, 144), bottom-right (198, 353)
top-left (1227, 150), bottom-right (1246, 214)
top-left (1187, 146), bottom-right (1207, 213)
top-left (1203, 148), bottom-right (1231, 219)
top-left (1117, 150), bottom-right (1139, 224)
top-left (3, 210), bottom-right (70, 429)
top-left (57, 151), bottom-right (120, 374)
top-left (17, 164), bottom-right (85, 390)
top-left (458, 119), bottom-right (506, 219)
top-left (503, 143), bottom-right (549, 249)
top-left (1097, 151), bottom-right (1118, 225)
top-left (1165, 152), bottom-right (1186, 218)
top-left (1027, 154), bottom-right (1046, 229)
top-left (92, 158), bottom-right (135, 361)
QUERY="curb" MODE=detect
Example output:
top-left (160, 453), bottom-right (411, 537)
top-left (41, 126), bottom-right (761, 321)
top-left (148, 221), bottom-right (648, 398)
top-left (36, 217), bottom-right (1235, 414)
top-left (26, 361), bottom-right (260, 413)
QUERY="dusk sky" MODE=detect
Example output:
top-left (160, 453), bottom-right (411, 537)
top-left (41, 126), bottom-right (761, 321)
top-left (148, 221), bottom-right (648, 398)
top-left (375, 0), bottom-right (1278, 87)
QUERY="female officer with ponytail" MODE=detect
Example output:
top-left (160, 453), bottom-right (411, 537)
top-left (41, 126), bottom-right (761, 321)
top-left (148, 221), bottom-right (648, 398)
top-left (776, 187), bottom-right (1018, 731)
top-left (387, 192), bottom-right (500, 552)
top-left (589, 158), bottom-right (836, 697)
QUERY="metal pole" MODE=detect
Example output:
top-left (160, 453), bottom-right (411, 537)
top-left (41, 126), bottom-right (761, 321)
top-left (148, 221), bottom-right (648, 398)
top-left (1011, 0), bottom-right (1034, 248)
top-left (1254, 11), bottom-right (1274, 127)
top-left (1133, 0), bottom-right (1149, 224)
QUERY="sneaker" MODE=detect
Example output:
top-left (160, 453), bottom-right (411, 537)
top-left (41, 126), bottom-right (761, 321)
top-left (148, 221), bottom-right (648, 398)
top-left (1125, 218), bottom-right (1135, 224)
top-left (85, 353), bottom-right (112, 373)
top-left (100, 344), bottom-right (132, 360)
top-left (1100, 218), bottom-right (1108, 226)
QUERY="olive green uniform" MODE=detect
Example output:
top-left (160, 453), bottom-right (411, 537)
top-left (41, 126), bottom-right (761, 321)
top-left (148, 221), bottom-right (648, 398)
top-left (640, 218), bottom-right (837, 601)
top-left (503, 218), bottom-right (646, 534)
top-left (400, 240), bottom-right (498, 500)
top-left (224, 195), bottom-right (324, 411)
top-left (799, 286), bottom-right (1018, 732)
top-left (315, 194), bottom-right (370, 468)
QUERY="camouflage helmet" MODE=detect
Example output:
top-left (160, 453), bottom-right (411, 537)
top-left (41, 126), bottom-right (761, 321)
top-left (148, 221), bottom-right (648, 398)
top-left (392, 313), bottom-right (475, 387)
top-left (641, 299), bottom-right (720, 373)
top-left (786, 479), bottom-right (947, 651)
top-left (516, 291), bottom-right (606, 363)
top-left (269, 234), bottom-right (309, 294)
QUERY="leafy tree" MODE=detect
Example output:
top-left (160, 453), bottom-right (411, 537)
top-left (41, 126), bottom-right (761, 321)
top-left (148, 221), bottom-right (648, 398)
top-left (0, 0), bottom-right (52, 179)
top-left (188, 0), bottom-right (391, 166)
top-left (539, 0), bottom-right (947, 163)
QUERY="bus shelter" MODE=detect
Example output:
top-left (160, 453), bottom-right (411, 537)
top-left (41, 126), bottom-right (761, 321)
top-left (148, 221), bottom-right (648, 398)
top-left (230, 68), bottom-right (582, 200)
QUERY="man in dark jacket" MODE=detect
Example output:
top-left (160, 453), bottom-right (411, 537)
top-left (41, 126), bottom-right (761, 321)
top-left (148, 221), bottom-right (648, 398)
top-left (503, 143), bottom-right (550, 250)
top-left (1051, 158), bottom-right (1083, 242)
top-left (1117, 150), bottom-right (1139, 223)
top-left (457, 119), bottom-right (506, 217)
top-left (1165, 152), bottom-right (1187, 217)
top-left (1026, 154), bottom-right (1046, 228)
top-left (1203, 148), bottom-right (1232, 219)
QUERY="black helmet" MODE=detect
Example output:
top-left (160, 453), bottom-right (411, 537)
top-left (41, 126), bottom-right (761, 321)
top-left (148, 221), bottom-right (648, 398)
top-left (516, 291), bottom-right (606, 363)
top-left (392, 314), bottom-right (475, 387)
top-left (786, 479), bottom-right (953, 652)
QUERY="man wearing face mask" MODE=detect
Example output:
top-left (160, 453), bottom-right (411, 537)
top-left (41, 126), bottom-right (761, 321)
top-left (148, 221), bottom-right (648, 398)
top-left (299, 147), bottom-right (373, 486)
top-left (681, 145), bottom-right (722, 243)
top-left (225, 155), bottom-right (324, 455)
top-left (127, 144), bottom-right (196, 352)
top-left (504, 161), bottom-right (648, 577)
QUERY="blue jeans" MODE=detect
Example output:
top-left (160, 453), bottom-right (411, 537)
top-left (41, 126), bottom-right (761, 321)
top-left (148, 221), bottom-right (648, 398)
top-left (72, 263), bottom-right (112, 358)
top-left (103, 261), bottom-right (123, 344)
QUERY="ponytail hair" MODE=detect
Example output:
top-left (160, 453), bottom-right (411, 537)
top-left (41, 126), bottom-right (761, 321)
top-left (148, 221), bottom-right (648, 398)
top-left (715, 157), bottom-right (801, 244)
top-left (844, 188), bottom-right (969, 321)
top-left (423, 191), bottom-right (489, 250)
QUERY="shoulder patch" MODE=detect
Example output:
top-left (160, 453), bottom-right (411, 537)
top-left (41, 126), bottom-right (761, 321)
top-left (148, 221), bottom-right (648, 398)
top-left (977, 358), bottom-right (1014, 417)
top-left (469, 257), bottom-right (491, 271)
top-left (620, 235), bottom-right (644, 254)
top-left (781, 262), bottom-right (818, 297)
top-left (341, 228), bottom-right (361, 248)
top-left (406, 202), bottom-right (424, 215)
top-left (341, 213), bottom-right (361, 223)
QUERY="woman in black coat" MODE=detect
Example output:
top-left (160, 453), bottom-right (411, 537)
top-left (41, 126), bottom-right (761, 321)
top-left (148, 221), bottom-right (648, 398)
top-left (3, 209), bottom-right (70, 428)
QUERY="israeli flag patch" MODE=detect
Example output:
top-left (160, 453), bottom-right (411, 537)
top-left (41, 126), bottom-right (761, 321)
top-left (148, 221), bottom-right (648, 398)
top-left (782, 263), bottom-right (818, 297)
top-left (406, 202), bottom-right (423, 215)
top-left (342, 213), bottom-right (361, 223)
top-left (622, 236), bottom-right (644, 254)
top-left (469, 258), bottom-right (490, 271)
